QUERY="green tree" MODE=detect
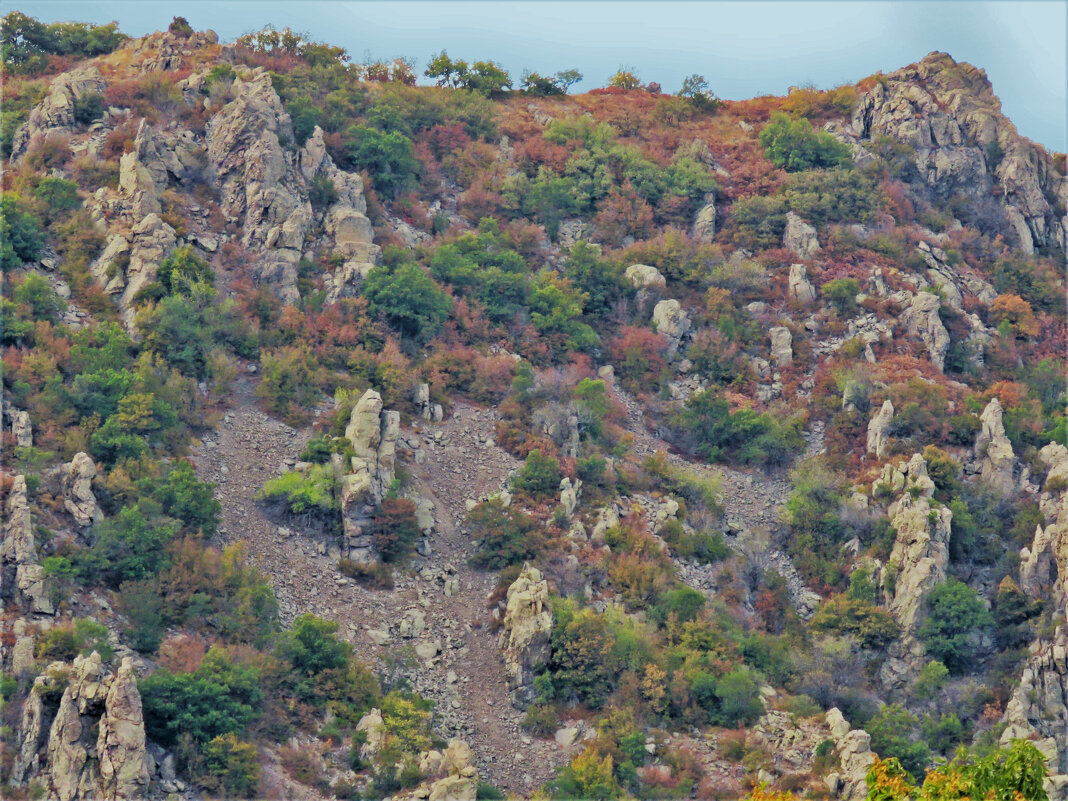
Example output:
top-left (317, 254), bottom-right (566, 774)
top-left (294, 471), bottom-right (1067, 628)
top-left (340, 124), bottom-right (418, 197)
top-left (916, 579), bottom-right (993, 673)
top-left (821, 278), bottom-right (860, 315)
top-left (0, 194), bottom-right (44, 270)
top-left (140, 647), bottom-right (263, 747)
top-left (79, 499), bottom-right (181, 588)
top-left (363, 262), bottom-right (452, 344)
top-left (867, 703), bottom-right (930, 781)
top-left (512, 449), bottom-right (562, 497)
top-left (759, 112), bottom-right (852, 172)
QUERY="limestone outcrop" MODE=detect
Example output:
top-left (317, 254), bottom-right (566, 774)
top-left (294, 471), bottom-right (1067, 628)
top-left (340, 390), bottom-right (400, 564)
top-left (974, 398), bottom-right (1016, 494)
top-left (866, 400), bottom-right (894, 459)
top-left (14, 654), bottom-right (151, 800)
top-left (414, 383), bottom-right (444, 423)
top-left (769, 326), bottom-right (792, 367)
top-left (1000, 631), bottom-right (1068, 788)
top-left (788, 263), bottom-right (816, 305)
top-left (876, 454), bottom-right (952, 690)
top-left (12, 65), bottom-right (107, 160)
top-left (824, 708), bottom-right (876, 801)
top-left (783, 211), bottom-right (819, 258)
top-left (12, 409), bottom-right (33, 447)
top-left (899, 291), bottom-right (950, 370)
top-left (62, 452), bottom-right (103, 528)
top-left (692, 199), bottom-right (716, 243)
top-left (850, 51), bottom-right (1067, 253)
top-left (1, 475), bottom-right (53, 615)
top-left (652, 299), bottom-right (691, 359)
top-left (498, 565), bottom-right (553, 705)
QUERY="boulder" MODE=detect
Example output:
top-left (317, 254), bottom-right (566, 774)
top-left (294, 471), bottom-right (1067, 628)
top-left (62, 453), bottom-right (103, 528)
top-left (788, 263), bottom-right (816, 305)
top-left (783, 211), bottom-right (819, 258)
top-left (498, 565), bottom-right (553, 705)
top-left (900, 291), bottom-right (950, 370)
top-left (355, 709), bottom-right (385, 761)
top-left (12, 410), bottom-right (33, 448)
top-left (769, 326), bottom-right (793, 367)
top-left (866, 400), bottom-right (894, 459)
top-left (692, 200), bottom-right (716, 243)
top-left (975, 398), bottom-right (1015, 494)
top-left (624, 263), bottom-right (666, 290)
top-left (652, 299), bottom-right (691, 359)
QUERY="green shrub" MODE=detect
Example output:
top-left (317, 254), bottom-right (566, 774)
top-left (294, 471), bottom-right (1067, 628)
top-left (0, 194), bottom-right (44, 270)
top-left (339, 124), bottom-right (418, 197)
top-left (364, 262), bottom-right (452, 344)
top-left (821, 278), bottom-right (860, 315)
top-left (308, 174), bottom-right (338, 210)
top-left (758, 112), bottom-right (851, 172)
top-left (75, 499), bottom-right (181, 588)
top-left (809, 594), bottom-right (899, 649)
top-left (140, 646), bottom-right (263, 747)
top-left (866, 703), bottom-right (930, 781)
top-left (201, 733), bottom-right (261, 798)
top-left (512, 449), bottom-right (562, 497)
top-left (917, 579), bottom-right (993, 673)
top-left (467, 499), bottom-right (546, 569)
top-left (36, 618), bottom-right (113, 662)
top-left (259, 465), bottom-right (339, 517)
top-left (672, 389), bottom-right (803, 466)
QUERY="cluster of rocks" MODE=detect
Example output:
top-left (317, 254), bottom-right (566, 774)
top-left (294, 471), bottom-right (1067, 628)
top-left (355, 712), bottom-right (480, 801)
top-left (11, 653), bottom-right (152, 801)
top-left (339, 389), bottom-right (400, 565)
top-left (823, 708), bottom-right (876, 800)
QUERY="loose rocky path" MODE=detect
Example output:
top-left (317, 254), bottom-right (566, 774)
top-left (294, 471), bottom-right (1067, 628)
top-left (609, 381), bottom-right (823, 615)
top-left (192, 377), bottom-right (573, 794)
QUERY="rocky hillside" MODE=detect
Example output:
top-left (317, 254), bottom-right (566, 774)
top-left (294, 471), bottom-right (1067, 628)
top-left (1, 13), bottom-right (1066, 801)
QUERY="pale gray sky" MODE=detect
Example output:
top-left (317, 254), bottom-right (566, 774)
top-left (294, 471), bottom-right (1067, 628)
top-left (10, 1), bottom-right (1068, 150)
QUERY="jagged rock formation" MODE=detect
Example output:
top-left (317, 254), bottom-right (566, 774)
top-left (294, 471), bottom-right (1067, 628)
top-left (1020, 442), bottom-right (1068, 605)
top-left (652, 299), bottom-right (691, 358)
top-left (497, 565), bottom-right (552, 706)
top-left (788, 263), bottom-right (816, 305)
top-left (11, 65), bottom-right (107, 159)
top-left (876, 454), bottom-right (952, 690)
top-left (824, 708), bottom-right (876, 801)
top-left (849, 52), bottom-right (1067, 253)
top-left (340, 389), bottom-right (400, 564)
top-left (1007, 442), bottom-right (1068, 792)
top-left (559, 477), bottom-right (581, 518)
top-left (1, 475), bottom-right (53, 615)
top-left (118, 119), bottom-right (204, 217)
top-left (769, 325), bottom-right (792, 367)
top-left (783, 211), bottom-right (819, 258)
top-left (91, 213), bottom-right (178, 329)
top-left (62, 452), bottom-right (103, 528)
top-left (1000, 631), bottom-right (1068, 791)
top-left (866, 399), bottom-right (894, 459)
top-left (974, 398), bottom-right (1016, 494)
top-left (899, 291), bottom-right (950, 370)
top-left (692, 199), bottom-right (716, 243)
top-left (13, 654), bottom-right (151, 800)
